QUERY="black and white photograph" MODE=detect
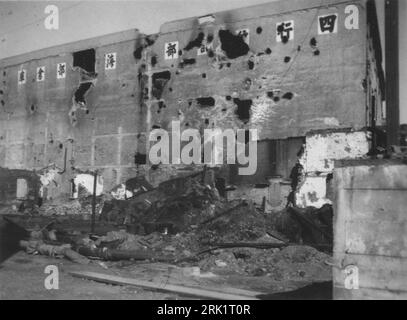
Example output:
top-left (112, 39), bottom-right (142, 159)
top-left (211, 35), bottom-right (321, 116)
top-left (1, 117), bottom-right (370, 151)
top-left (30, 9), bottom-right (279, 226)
top-left (0, 0), bottom-right (406, 303)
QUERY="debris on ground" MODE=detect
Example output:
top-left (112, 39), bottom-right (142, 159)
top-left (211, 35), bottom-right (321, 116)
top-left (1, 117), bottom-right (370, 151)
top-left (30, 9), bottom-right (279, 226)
top-left (2, 169), bottom-right (333, 286)
top-left (20, 240), bottom-right (90, 264)
top-left (267, 204), bottom-right (333, 246)
top-left (38, 196), bottom-right (105, 216)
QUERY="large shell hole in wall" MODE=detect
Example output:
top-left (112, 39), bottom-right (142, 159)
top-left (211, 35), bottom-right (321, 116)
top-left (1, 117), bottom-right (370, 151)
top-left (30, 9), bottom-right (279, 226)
top-left (73, 48), bottom-right (96, 73)
top-left (134, 34), bottom-right (156, 60)
top-left (196, 97), bottom-right (215, 108)
top-left (74, 82), bottom-right (93, 105)
top-left (184, 32), bottom-right (205, 51)
top-left (157, 101), bottom-right (166, 114)
top-left (218, 29), bottom-right (250, 59)
top-left (179, 58), bottom-right (196, 68)
top-left (151, 55), bottom-right (158, 67)
top-left (134, 152), bottom-right (147, 165)
top-left (233, 98), bottom-right (252, 123)
top-left (282, 92), bottom-right (294, 100)
top-left (152, 71), bottom-right (171, 99)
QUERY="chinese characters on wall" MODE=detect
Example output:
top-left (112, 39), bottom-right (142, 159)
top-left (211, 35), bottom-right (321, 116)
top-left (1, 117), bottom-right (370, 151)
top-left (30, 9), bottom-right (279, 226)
top-left (14, 4), bottom-right (361, 84)
top-left (165, 41), bottom-right (179, 60)
top-left (164, 5), bottom-right (359, 60)
top-left (318, 14), bottom-right (338, 35)
top-left (36, 67), bottom-right (45, 82)
top-left (18, 69), bottom-right (26, 84)
top-left (56, 63), bottom-right (66, 79)
top-left (105, 53), bottom-right (117, 70)
top-left (197, 36), bottom-right (213, 56)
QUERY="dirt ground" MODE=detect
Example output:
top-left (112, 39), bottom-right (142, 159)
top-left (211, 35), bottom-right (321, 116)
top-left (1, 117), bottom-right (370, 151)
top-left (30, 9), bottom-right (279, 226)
top-left (0, 251), bottom-right (178, 300)
top-left (0, 249), bottom-right (331, 300)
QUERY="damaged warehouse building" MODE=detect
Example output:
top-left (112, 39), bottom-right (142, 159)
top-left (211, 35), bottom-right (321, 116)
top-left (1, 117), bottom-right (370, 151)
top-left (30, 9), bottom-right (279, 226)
top-left (0, 0), bottom-right (385, 208)
top-left (1, 0), bottom-right (405, 300)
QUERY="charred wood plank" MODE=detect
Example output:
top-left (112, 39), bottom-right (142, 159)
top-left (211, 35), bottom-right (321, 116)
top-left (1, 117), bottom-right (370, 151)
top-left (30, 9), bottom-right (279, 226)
top-left (69, 271), bottom-right (260, 300)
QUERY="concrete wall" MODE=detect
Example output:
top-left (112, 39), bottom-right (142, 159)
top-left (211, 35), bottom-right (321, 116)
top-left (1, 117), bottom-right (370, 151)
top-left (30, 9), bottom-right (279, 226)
top-left (0, 30), bottom-right (145, 199)
top-left (296, 130), bottom-right (370, 208)
top-left (147, 0), bottom-right (368, 141)
top-left (0, 0), bottom-right (383, 201)
top-left (333, 160), bottom-right (407, 299)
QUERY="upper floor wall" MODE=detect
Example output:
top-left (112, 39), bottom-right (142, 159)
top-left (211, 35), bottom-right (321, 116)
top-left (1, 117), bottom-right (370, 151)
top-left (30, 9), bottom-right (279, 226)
top-left (144, 0), bottom-right (381, 140)
top-left (0, 30), bottom-right (145, 177)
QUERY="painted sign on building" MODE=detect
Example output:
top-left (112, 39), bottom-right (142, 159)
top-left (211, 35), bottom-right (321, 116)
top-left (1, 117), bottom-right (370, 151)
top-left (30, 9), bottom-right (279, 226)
top-left (164, 41), bottom-right (179, 60)
top-left (276, 20), bottom-right (294, 43)
top-left (56, 63), bottom-right (66, 79)
top-left (105, 52), bottom-right (116, 70)
top-left (318, 14), bottom-right (338, 34)
top-left (36, 66), bottom-right (45, 81)
top-left (18, 69), bottom-right (26, 84)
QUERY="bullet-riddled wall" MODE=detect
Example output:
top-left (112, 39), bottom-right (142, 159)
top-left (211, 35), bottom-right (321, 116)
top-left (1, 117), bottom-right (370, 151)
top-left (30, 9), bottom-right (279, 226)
top-left (0, 30), bottom-right (146, 198)
top-left (147, 0), bottom-right (373, 140)
top-left (137, 0), bottom-right (384, 193)
top-left (0, 0), bottom-right (384, 201)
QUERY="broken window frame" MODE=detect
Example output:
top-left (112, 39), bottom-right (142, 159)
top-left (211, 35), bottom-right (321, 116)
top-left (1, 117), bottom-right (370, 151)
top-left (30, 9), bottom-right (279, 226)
top-left (73, 48), bottom-right (96, 74)
top-left (71, 48), bottom-right (97, 111)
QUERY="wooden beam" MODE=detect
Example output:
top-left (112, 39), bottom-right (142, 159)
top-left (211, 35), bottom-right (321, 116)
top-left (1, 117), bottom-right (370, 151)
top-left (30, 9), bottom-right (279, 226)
top-left (69, 271), bottom-right (260, 300)
top-left (201, 242), bottom-right (288, 249)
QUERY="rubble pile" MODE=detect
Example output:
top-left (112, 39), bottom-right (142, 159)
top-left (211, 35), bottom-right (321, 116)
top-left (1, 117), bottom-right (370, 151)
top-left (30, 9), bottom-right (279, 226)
top-left (268, 205), bottom-right (333, 245)
top-left (196, 201), bottom-right (267, 243)
top-left (80, 196), bottom-right (331, 282)
top-left (38, 196), bottom-right (104, 217)
top-left (38, 200), bottom-right (82, 216)
top-left (196, 245), bottom-right (331, 282)
top-left (99, 174), bottom-right (218, 229)
top-left (5, 170), bottom-right (333, 284)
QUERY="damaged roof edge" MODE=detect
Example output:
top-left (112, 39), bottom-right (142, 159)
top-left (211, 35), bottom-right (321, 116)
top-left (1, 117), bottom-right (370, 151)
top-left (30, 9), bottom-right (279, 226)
top-left (0, 0), bottom-right (370, 68)
top-left (0, 29), bottom-right (146, 68)
top-left (159, 0), bottom-right (367, 34)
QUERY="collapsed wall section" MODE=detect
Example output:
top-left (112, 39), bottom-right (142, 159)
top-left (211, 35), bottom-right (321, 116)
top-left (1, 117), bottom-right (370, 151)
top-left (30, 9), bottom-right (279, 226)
top-left (295, 130), bottom-right (370, 208)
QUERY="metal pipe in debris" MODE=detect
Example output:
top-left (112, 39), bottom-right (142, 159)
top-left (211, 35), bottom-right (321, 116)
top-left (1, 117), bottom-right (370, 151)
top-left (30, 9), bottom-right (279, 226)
top-left (91, 170), bottom-right (97, 234)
